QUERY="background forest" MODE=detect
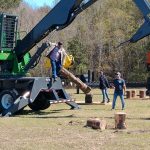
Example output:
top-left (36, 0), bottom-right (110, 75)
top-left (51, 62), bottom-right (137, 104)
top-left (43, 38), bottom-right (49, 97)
top-left (0, 0), bottom-right (150, 82)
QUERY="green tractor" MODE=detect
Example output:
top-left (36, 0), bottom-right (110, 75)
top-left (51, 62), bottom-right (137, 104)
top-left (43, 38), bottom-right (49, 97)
top-left (0, 0), bottom-right (98, 116)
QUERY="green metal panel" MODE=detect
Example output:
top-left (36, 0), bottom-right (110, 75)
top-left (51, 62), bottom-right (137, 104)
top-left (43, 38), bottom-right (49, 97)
top-left (0, 52), bottom-right (14, 60)
top-left (0, 14), bottom-right (3, 49)
top-left (12, 52), bottom-right (31, 74)
top-left (0, 13), bottom-right (18, 51)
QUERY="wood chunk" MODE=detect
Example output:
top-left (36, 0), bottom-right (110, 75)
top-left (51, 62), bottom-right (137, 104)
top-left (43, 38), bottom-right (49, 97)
top-left (126, 91), bottom-right (131, 99)
top-left (139, 90), bottom-right (145, 98)
top-left (86, 118), bottom-right (107, 130)
top-left (85, 93), bottom-right (93, 103)
top-left (131, 90), bottom-right (136, 98)
top-left (115, 112), bottom-right (126, 129)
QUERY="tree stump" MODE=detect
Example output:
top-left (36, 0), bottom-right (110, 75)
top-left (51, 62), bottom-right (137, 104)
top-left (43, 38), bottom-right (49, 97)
top-left (86, 118), bottom-right (107, 130)
top-left (115, 112), bottom-right (127, 129)
top-left (76, 86), bottom-right (80, 94)
top-left (86, 118), bottom-right (94, 127)
top-left (139, 90), bottom-right (145, 98)
top-left (131, 90), bottom-right (136, 98)
top-left (85, 93), bottom-right (93, 103)
top-left (126, 91), bottom-right (131, 99)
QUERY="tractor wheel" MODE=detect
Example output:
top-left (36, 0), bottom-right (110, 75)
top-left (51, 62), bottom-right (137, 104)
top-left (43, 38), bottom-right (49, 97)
top-left (0, 90), bottom-right (17, 113)
top-left (28, 94), bottom-right (50, 111)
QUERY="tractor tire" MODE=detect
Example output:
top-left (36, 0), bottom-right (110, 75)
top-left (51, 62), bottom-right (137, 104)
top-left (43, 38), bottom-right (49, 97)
top-left (28, 94), bottom-right (50, 111)
top-left (0, 90), bottom-right (17, 113)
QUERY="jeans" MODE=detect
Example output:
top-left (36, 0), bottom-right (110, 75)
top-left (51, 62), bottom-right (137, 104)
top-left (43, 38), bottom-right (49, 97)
top-left (50, 59), bottom-right (62, 79)
top-left (112, 92), bottom-right (125, 109)
top-left (101, 88), bottom-right (110, 102)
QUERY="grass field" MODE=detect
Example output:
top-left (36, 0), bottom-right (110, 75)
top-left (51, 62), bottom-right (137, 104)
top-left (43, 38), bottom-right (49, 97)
top-left (0, 88), bottom-right (150, 150)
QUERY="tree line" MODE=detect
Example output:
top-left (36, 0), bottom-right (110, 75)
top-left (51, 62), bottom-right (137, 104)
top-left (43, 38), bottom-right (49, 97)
top-left (0, 0), bottom-right (150, 82)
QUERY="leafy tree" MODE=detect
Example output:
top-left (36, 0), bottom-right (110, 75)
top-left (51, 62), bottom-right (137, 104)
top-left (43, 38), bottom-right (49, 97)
top-left (67, 36), bottom-right (88, 74)
top-left (0, 0), bottom-right (22, 10)
top-left (6, 0), bottom-right (150, 82)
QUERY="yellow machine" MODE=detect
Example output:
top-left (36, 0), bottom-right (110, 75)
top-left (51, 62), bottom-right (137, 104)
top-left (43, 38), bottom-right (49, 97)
top-left (44, 54), bottom-right (74, 69)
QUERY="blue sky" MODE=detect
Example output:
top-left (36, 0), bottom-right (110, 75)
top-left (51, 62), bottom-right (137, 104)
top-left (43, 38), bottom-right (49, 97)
top-left (23, 0), bottom-right (58, 8)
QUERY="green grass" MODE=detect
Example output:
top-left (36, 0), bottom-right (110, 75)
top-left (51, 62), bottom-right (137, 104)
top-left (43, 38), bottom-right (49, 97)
top-left (0, 88), bottom-right (150, 150)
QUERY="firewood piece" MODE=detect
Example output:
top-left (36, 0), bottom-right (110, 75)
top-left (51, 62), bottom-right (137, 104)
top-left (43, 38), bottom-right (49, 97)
top-left (85, 93), bottom-right (93, 103)
top-left (131, 90), bottom-right (136, 98)
top-left (126, 91), bottom-right (131, 99)
top-left (86, 118), bottom-right (94, 127)
top-left (86, 118), bottom-right (107, 130)
top-left (115, 112), bottom-right (127, 129)
top-left (139, 90), bottom-right (145, 98)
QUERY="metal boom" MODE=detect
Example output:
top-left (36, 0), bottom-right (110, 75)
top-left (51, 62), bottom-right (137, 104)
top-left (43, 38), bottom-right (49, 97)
top-left (14, 0), bottom-right (98, 60)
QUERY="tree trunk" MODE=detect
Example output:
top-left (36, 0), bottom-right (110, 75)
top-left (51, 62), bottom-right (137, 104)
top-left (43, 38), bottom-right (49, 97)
top-left (60, 67), bottom-right (91, 94)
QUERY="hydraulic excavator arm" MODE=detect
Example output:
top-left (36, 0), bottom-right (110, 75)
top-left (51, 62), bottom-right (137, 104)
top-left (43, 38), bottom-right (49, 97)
top-left (15, 0), bottom-right (98, 61)
top-left (0, 0), bottom-right (98, 116)
top-left (130, 0), bottom-right (150, 42)
top-left (129, 0), bottom-right (150, 95)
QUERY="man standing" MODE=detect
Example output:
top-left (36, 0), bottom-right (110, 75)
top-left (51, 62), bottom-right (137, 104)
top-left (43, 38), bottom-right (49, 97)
top-left (112, 72), bottom-right (126, 110)
top-left (47, 42), bottom-right (66, 81)
top-left (99, 71), bottom-right (110, 103)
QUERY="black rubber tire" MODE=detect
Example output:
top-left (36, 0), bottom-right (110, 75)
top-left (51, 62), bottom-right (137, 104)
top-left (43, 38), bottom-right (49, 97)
top-left (28, 94), bottom-right (50, 111)
top-left (0, 90), bottom-right (17, 113)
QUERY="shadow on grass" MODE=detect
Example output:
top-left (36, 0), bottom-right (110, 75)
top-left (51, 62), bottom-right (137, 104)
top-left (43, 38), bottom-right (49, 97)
top-left (74, 93), bottom-right (85, 95)
top-left (141, 118), bottom-right (150, 120)
top-left (77, 103), bottom-right (102, 105)
top-left (76, 102), bottom-right (112, 106)
top-left (93, 93), bottom-right (114, 96)
top-left (15, 108), bottom-right (78, 118)
top-left (27, 114), bottom-right (78, 119)
top-left (15, 109), bottom-right (64, 116)
top-left (127, 117), bottom-right (150, 120)
top-left (15, 109), bottom-right (54, 116)
top-left (105, 116), bottom-right (150, 121)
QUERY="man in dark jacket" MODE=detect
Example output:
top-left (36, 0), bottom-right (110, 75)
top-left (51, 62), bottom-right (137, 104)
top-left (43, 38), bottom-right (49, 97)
top-left (99, 71), bottom-right (110, 103)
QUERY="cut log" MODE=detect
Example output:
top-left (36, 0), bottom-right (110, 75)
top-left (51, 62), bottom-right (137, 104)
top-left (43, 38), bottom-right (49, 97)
top-left (115, 112), bottom-right (126, 129)
top-left (85, 93), bottom-right (93, 103)
top-left (60, 67), bottom-right (91, 94)
top-left (131, 90), bottom-right (136, 98)
top-left (126, 91), bottom-right (131, 99)
top-left (139, 90), bottom-right (145, 98)
top-left (86, 118), bottom-right (107, 130)
top-left (86, 118), bottom-right (94, 127)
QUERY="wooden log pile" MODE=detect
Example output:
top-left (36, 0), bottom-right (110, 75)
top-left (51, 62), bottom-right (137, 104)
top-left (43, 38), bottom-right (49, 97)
top-left (125, 90), bottom-right (147, 99)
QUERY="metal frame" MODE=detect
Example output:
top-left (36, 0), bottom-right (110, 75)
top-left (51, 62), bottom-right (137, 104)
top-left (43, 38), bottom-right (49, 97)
top-left (1, 77), bottom-right (79, 116)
